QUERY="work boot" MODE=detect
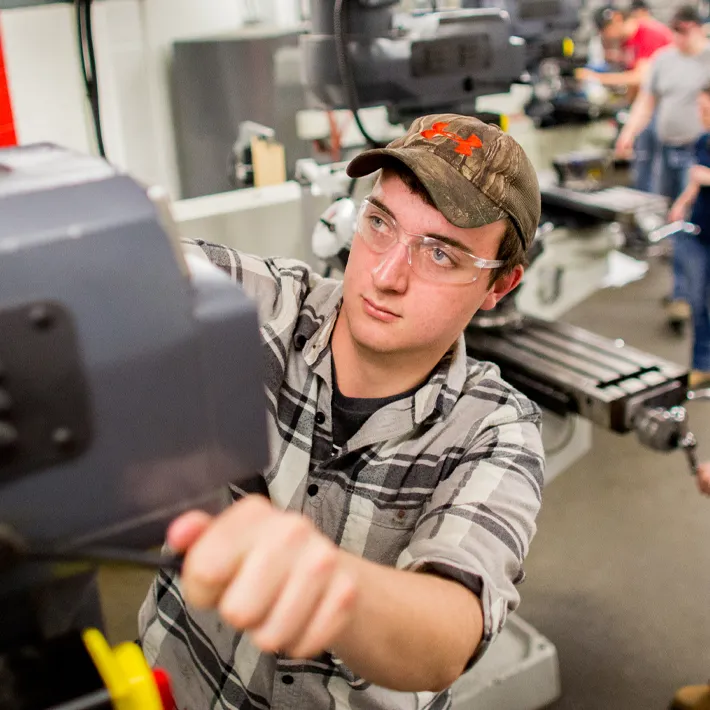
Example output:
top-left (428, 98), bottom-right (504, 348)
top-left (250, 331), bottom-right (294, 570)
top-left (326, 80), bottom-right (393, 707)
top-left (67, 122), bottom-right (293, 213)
top-left (666, 299), bottom-right (691, 336)
top-left (670, 683), bottom-right (710, 710)
top-left (689, 370), bottom-right (710, 389)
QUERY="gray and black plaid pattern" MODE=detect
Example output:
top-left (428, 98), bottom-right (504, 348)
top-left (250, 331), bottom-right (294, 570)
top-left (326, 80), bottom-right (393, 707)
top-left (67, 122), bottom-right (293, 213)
top-left (139, 240), bottom-right (544, 710)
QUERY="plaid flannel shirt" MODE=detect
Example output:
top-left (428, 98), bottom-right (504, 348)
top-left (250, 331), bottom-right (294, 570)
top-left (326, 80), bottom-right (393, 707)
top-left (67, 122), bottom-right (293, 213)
top-left (139, 240), bottom-right (544, 710)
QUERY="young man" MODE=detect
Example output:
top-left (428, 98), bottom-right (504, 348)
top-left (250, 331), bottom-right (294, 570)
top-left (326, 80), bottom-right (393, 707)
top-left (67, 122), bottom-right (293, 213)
top-left (580, 5), bottom-right (672, 94)
top-left (579, 4), bottom-right (672, 192)
top-left (616, 6), bottom-right (710, 199)
top-left (629, 0), bottom-right (652, 22)
top-left (139, 114), bottom-right (545, 709)
top-left (668, 85), bottom-right (710, 695)
top-left (669, 85), bottom-right (710, 388)
top-left (616, 5), bottom-right (710, 331)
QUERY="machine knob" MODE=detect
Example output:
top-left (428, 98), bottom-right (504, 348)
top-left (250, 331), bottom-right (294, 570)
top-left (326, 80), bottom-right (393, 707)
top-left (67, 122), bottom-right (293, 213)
top-left (633, 407), bottom-right (681, 452)
top-left (633, 406), bottom-right (698, 475)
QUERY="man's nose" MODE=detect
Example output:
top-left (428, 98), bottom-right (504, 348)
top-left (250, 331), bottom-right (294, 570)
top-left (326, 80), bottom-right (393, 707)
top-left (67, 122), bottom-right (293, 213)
top-left (371, 242), bottom-right (410, 292)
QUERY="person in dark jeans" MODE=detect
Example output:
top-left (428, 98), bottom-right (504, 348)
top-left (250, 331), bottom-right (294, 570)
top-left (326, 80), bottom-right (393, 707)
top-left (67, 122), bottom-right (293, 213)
top-left (617, 6), bottom-right (710, 333)
top-left (668, 84), bottom-right (710, 389)
top-left (666, 90), bottom-right (710, 709)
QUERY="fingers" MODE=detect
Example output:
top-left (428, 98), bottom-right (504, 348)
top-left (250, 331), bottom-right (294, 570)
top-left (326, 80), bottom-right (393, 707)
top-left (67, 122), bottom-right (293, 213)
top-left (181, 495), bottom-right (272, 608)
top-left (614, 134), bottom-right (633, 158)
top-left (247, 536), bottom-right (339, 654)
top-left (697, 464), bottom-right (710, 496)
top-left (287, 569), bottom-right (358, 659)
top-left (217, 514), bottom-right (314, 633)
top-left (173, 495), bottom-right (358, 658)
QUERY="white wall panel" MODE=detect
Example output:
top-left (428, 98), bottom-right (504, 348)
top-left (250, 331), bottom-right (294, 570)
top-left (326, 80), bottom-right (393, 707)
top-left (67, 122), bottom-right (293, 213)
top-left (1, 4), bottom-right (93, 152)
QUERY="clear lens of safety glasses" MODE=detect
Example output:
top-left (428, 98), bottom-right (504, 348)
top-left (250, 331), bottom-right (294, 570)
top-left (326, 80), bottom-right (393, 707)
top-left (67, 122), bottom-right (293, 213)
top-left (356, 199), bottom-right (504, 285)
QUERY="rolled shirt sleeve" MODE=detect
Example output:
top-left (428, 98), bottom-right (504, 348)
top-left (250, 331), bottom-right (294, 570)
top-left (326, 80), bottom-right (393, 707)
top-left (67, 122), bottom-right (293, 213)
top-left (182, 238), bottom-right (322, 328)
top-left (397, 407), bottom-right (544, 662)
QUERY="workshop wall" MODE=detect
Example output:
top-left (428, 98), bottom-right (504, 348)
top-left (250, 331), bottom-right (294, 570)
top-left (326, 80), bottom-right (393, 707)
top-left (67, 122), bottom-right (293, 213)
top-left (0, 0), bottom-right (297, 197)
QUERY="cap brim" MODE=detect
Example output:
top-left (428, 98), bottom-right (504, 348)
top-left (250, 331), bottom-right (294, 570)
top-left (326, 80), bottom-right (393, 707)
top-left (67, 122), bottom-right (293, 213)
top-left (346, 147), bottom-right (506, 230)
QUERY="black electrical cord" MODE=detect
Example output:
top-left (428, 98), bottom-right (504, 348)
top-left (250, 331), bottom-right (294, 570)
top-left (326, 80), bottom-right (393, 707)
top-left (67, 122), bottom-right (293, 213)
top-left (76, 0), bottom-right (106, 158)
top-left (333, 0), bottom-right (385, 149)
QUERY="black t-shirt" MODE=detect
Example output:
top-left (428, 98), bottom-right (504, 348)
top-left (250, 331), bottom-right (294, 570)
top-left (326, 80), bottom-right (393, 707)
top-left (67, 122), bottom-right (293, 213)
top-left (331, 366), bottom-right (420, 448)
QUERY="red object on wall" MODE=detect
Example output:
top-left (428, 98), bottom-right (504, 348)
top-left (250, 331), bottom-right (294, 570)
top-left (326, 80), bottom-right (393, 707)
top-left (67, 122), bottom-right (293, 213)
top-left (0, 15), bottom-right (17, 147)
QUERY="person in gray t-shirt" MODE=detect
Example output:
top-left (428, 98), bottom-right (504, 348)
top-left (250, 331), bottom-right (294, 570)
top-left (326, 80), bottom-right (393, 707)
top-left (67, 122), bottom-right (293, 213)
top-left (616, 5), bottom-right (710, 327)
top-left (617, 6), bottom-right (710, 200)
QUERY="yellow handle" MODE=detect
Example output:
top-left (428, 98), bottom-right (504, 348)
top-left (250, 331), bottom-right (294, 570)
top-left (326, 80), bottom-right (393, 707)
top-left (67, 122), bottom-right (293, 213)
top-left (82, 629), bottom-right (164, 710)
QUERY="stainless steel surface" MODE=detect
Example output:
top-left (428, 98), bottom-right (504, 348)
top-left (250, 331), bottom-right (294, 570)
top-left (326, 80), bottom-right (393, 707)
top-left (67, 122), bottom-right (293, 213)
top-left (171, 29), bottom-right (310, 199)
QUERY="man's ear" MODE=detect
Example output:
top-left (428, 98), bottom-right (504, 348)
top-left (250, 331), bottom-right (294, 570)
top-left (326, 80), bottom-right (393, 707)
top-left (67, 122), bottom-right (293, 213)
top-left (478, 265), bottom-right (524, 311)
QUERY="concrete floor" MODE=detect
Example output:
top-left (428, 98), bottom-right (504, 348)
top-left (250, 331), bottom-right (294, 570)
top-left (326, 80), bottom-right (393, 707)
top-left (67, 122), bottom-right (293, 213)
top-left (98, 258), bottom-right (710, 709)
top-left (521, 259), bottom-right (710, 710)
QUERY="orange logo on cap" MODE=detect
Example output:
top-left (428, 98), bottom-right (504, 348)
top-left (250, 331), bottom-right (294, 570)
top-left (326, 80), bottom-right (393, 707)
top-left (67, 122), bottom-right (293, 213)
top-left (420, 122), bottom-right (483, 156)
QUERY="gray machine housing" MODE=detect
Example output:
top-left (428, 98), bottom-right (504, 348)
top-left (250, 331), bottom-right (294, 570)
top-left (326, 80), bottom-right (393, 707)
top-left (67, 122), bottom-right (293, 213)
top-left (0, 144), bottom-right (268, 556)
top-left (462, 0), bottom-right (581, 70)
top-left (301, 2), bottom-right (526, 124)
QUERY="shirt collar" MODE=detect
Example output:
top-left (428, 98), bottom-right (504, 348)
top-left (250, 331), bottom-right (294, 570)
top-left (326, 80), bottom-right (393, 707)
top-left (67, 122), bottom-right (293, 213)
top-left (295, 281), bottom-right (343, 368)
top-left (412, 334), bottom-right (468, 423)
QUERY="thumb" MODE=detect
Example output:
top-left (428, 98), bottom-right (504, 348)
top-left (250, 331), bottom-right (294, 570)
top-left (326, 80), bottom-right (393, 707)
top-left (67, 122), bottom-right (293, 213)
top-left (167, 510), bottom-right (214, 552)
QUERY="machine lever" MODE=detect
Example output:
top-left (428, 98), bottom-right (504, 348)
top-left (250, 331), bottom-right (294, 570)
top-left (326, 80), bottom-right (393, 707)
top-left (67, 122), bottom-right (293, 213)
top-left (0, 524), bottom-right (185, 573)
top-left (647, 220), bottom-right (699, 244)
top-left (29, 545), bottom-right (186, 572)
top-left (679, 431), bottom-right (699, 476)
top-left (687, 387), bottom-right (710, 401)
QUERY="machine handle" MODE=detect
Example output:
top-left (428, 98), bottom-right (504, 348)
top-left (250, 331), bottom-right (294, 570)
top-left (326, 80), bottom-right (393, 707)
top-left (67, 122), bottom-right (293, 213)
top-left (687, 387), bottom-right (710, 401)
top-left (647, 220), bottom-right (699, 244)
top-left (0, 524), bottom-right (185, 574)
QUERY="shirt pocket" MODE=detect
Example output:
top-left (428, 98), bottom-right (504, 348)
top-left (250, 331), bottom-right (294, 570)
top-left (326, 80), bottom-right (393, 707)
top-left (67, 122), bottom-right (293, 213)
top-left (327, 494), bottom-right (423, 567)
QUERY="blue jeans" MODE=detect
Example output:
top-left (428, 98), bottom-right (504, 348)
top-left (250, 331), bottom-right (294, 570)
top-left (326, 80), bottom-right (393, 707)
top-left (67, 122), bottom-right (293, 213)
top-left (659, 143), bottom-right (695, 202)
top-left (674, 232), bottom-right (710, 370)
top-left (633, 119), bottom-right (659, 193)
top-left (659, 143), bottom-right (695, 301)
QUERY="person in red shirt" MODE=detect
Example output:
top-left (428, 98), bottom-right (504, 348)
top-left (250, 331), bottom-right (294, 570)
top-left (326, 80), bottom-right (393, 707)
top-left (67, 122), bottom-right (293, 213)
top-left (578, 6), bottom-right (673, 94)
top-left (577, 5), bottom-right (673, 197)
top-left (578, 6), bottom-right (673, 197)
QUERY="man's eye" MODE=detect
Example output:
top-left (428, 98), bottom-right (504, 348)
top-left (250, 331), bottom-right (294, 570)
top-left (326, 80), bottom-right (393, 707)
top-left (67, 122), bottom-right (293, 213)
top-left (430, 247), bottom-right (456, 267)
top-left (368, 215), bottom-right (387, 231)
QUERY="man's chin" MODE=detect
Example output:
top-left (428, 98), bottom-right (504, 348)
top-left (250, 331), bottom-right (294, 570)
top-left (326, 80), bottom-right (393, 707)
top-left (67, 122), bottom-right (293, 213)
top-left (351, 332), bottom-right (406, 356)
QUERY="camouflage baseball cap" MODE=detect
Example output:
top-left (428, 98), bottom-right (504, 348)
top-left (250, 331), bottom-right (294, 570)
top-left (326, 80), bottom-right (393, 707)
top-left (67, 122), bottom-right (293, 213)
top-left (346, 114), bottom-right (541, 251)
